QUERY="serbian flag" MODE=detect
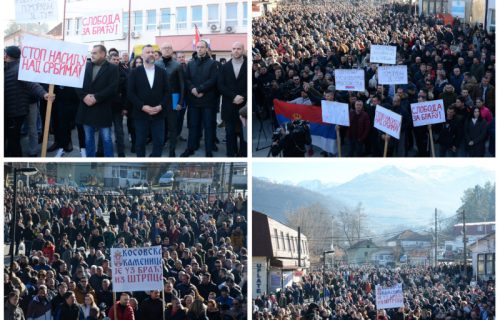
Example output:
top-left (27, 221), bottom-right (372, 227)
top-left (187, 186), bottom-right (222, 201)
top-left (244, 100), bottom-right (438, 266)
top-left (274, 99), bottom-right (337, 154)
top-left (193, 24), bottom-right (201, 50)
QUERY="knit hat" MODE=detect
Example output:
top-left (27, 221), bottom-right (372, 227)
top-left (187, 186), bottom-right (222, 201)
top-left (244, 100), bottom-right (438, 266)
top-left (5, 46), bottom-right (21, 59)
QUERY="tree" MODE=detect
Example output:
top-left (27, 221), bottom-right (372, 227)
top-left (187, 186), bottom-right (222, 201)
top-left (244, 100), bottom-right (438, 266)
top-left (5, 21), bottom-right (50, 36)
top-left (337, 202), bottom-right (367, 248)
top-left (456, 182), bottom-right (495, 223)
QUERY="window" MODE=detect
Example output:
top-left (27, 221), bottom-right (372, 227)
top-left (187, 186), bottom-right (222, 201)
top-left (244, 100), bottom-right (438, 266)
top-left (160, 8), bottom-right (171, 30)
top-left (123, 12), bottom-right (129, 33)
top-left (226, 3), bottom-right (238, 27)
top-left (207, 4), bottom-right (219, 27)
top-left (486, 254), bottom-right (494, 275)
top-left (147, 10), bottom-right (156, 30)
top-left (65, 19), bottom-right (71, 35)
top-left (478, 225), bottom-right (484, 232)
top-left (291, 237), bottom-right (295, 252)
top-left (274, 229), bottom-right (279, 249)
top-left (492, 225), bottom-right (496, 231)
top-left (280, 231), bottom-right (285, 251)
top-left (176, 7), bottom-right (187, 29)
top-left (286, 234), bottom-right (291, 252)
top-left (243, 2), bottom-right (248, 25)
top-left (191, 5), bottom-right (202, 28)
top-left (134, 11), bottom-right (143, 31)
top-left (75, 18), bottom-right (80, 35)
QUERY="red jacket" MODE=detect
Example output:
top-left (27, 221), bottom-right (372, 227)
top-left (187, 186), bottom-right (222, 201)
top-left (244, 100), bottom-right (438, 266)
top-left (60, 207), bottom-right (73, 219)
top-left (108, 302), bottom-right (135, 320)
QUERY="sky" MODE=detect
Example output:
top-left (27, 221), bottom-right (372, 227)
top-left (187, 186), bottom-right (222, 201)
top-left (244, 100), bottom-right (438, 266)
top-left (253, 158), bottom-right (496, 184)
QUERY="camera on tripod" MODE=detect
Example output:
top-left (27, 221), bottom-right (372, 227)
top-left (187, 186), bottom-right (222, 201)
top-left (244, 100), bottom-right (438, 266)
top-left (270, 119), bottom-right (312, 157)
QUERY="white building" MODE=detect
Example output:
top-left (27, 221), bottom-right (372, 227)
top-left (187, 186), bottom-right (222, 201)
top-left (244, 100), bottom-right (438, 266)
top-left (63, 0), bottom-right (248, 60)
top-left (468, 233), bottom-right (495, 280)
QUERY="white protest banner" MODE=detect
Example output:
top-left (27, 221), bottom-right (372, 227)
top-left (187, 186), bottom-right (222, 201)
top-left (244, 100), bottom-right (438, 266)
top-left (370, 45), bottom-right (397, 65)
top-left (335, 69), bottom-right (365, 92)
top-left (321, 101), bottom-right (350, 126)
top-left (378, 66), bottom-right (408, 85)
top-left (18, 34), bottom-right (88, 88)
top-left (376, 283), bottom-right (404, 309)
top-left (411, 99), bottom-right (446, 127)
top-left (81, 11), bottom-right (123, 42)
top-left (16, 0), bottom-right (58, 23)
top-left (374, 105), bottom-right (402, 139)
top-left (111, 246), bottom-right (163, 292)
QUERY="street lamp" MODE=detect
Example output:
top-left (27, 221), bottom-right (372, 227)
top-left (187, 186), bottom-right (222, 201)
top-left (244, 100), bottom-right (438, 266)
top-left (9, 167), bottom-right (38, 267)
top-left (323, 249), bottom-right (335, 306)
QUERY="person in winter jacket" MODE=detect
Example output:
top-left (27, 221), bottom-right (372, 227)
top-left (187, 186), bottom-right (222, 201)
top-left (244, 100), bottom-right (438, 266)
top-left (108, 292), bottom-right (135, 320)
top-left (5, 291), bottom-right (25, 320)
top-left (26, 285), bottom-right (52, 320)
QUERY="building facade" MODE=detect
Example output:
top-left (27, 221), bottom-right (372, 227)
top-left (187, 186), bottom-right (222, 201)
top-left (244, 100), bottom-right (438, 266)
top-left (468, 233), bottom-right (495, 280)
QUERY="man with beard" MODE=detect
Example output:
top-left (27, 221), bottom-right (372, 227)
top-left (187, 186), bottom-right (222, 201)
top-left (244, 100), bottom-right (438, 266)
top-left (127, 44), bottom-right (171, 157)
top-left (26, 285), bottom-right (52, 320)
top-left (108, 292), bottom-right (135, 320)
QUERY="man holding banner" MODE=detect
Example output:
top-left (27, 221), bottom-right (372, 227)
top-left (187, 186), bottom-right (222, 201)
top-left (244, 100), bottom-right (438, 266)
top-left (4, 45), bottom-right (55, 157)
top-left (76, 44), bottom-right (119, 157)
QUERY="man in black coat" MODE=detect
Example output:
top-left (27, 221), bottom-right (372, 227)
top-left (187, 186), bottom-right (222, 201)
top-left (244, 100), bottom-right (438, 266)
top-left (218, 42), bottom-right (247, 157)
top-left (127, 44), bottom-right (171, 157)
top-left (4, 45), bottom-right (54, 156)
top-left (156, 42), bottom-right (185, 157)
top-left (76, 44), bottom-right (119, 157)
top-left (181, 40), bottom-right (219, 157)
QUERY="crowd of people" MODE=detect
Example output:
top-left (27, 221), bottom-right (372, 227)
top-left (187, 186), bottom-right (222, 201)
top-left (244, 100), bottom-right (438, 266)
top-left (253, 264), bottom-right (495, 320)
top-left (5, 40), bottom-right (248, 158)
top-left (252, 1), bottom-right (495, 157)
top-left (4, 183), bottom-right (248, 319)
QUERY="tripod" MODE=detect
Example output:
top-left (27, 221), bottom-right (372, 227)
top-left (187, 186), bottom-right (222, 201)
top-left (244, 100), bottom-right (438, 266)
top-left (255, 115), bottom-right (272, 152)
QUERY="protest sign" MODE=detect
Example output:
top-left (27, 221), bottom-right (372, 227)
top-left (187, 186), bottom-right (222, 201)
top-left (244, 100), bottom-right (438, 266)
top-left (334, 69), bottom-right (365, 92)
top-left (374, 105), bottom-right (402, 139)
top-left (370, 45), bottom-right (397, 64)
top-left (321, 101), bottom-right (350, 126)
top-left (378, 65), bottom-right (408, 85)
top-left (18, 34), bottom-right (88, 88)
top-left (111, 246), bottom-right (163, 292)
top-left (376, 283), bottom-right (404, 309)
top-left (16, 0), bottom-right (58, 23)
top-left (81, 11), bottom-right (123, 42)
top-left (411, 99), bottom-right (446, 127)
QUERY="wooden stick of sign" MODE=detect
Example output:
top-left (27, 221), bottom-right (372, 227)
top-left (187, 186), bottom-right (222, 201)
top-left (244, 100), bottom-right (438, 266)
top-left (428, 124), bottom-right (435, 157)
top-left (113, 291), bottom-right (117, 320)
top-left (40, 84), bottom-right (55, 157)
top-left (162, 289), bottom-right (166, 320)
top-left (383, 136), bottom-right (390, 158)
top-left (336, 125), bottom-right (341, 157)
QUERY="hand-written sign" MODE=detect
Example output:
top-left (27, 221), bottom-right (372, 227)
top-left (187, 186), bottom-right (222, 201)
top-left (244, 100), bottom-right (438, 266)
top-left (370, 45), bottom-right (397, 64)
top-left (321, 100), bottom-right (350, 126)
top-left (378, 65), bottom-right (408, 85)
top-left (411, 99), bottom-right (446, 127)
top-left (374, 105), bottom-right (402, 139)
top-left (16, 0), bottom-right (58, 23)
top-left (334, 69), bottom-right (365, 92)
top-left (376, 283), bottom-right (404, 309)
top-left (81, 11), bottom-right (123, 42)
top-left (18, 34), bottom-right (88, 88)
top-left (111, 246), bottom-right (163, 292)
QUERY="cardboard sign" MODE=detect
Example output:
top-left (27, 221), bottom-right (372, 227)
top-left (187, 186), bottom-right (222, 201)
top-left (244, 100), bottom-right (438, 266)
top-left (18, 34), bottom-right (88, 88)
top-left (378, 65), bottom-right (408, 85)
top-left (411, 99), bottom-right (446, 127)
top-left (370, 45), bottom-right (397, 65)
top-left (111, 246), bottom-right (163, 292)
top-left (81, 11), bottom-right (123, 42)
top-left (374, 105), bottom-right (402, 139)
top-left (321, 100), bottom-right (350, 126)
top-left (15, 0), bottom-right (58, 23)
top-left (335, 69), bottom-right (365, 92)
top-left (376, 283), bottom-right (404, 309)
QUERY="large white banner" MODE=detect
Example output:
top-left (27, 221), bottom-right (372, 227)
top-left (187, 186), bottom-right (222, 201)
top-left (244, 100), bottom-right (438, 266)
top-left (376, 283), bottom-right (404, 309)
top-left (111, 246), bottom-right (163, 292)
top-left (81, 11), bottom-right (123, 42)
top-left (335, 69), bottom-right (365, 92)
top-left (370, 45), bottom-right (397, 65)
top-left (321, 100), bottom-right (350, 126)
top-left (411, 99), bottom-right (446, 127)
top-left (374, 105), bottom-right (402, 139)
top-left (15, 0), bottom-right (58, 23)
top-left (18, 34), bottom-right (88, 88)
top-left (378, 66), bottom-right (408, 85)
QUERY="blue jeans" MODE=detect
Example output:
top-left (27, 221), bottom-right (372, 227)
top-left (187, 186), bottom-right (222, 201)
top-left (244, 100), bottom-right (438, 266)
top-left (135, 117), bottom-right (165, 157)
top-left (83, 125), bottom-right (113, 157)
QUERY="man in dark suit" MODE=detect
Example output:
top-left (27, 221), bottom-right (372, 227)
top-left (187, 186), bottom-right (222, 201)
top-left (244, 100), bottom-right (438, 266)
top-left (76, 45), bottom-right (119, 157)
top-left (217, 42), bottom-right (247, 157)
top-left (127, 44), bottom-right (170, 157)
top-left (181, 40), bottom-right (218, 157)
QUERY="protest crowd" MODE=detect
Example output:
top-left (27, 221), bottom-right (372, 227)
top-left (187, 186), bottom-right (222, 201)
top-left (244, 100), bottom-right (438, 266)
top-left (252, 1), bottom-right (495, 157)
top-left (4, 40), bottom-right (247, 158)
top-left (253, 264), bottom-right (495, 320)
top-left (4, 184), bottom-right (248, 320)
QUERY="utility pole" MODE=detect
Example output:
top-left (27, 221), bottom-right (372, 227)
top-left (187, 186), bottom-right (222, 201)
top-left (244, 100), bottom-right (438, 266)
top-left (435, 208), bottom-right (438, 267)
top-left (226, 163), bottom-right (234, 200)
top-left (462, 209), bottom-right (467, 275)
top-left (298, 227), bottom-right (301, 267)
